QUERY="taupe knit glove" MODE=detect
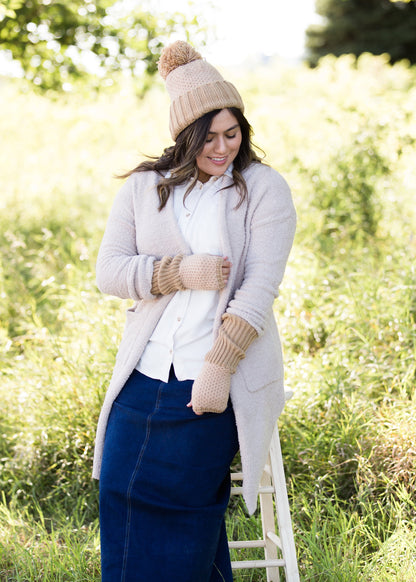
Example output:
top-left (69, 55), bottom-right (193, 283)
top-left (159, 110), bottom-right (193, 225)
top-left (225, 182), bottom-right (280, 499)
top-left (151, 254), bottom-right (226, 296)
top-left (191, 313), bottom-right (258, 415)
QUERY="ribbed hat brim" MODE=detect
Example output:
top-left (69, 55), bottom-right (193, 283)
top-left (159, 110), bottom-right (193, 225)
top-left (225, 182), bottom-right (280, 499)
top-left (170, 80), bottom-right (244, 140)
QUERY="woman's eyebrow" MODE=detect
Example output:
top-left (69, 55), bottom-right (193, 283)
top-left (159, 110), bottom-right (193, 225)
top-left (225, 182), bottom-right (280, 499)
top-left (207, 124), bottom-right (240, 135)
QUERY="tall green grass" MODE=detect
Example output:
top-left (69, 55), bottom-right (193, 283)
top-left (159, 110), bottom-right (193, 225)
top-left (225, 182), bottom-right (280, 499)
top-left (1, 54), bottom-right (415, 581)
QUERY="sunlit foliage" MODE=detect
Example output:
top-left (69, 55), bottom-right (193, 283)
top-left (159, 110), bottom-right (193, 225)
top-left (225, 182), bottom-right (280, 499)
top-left (0, 0), bottom-right (207, 92)
top-left (1, 54), bottom-right (415, 580)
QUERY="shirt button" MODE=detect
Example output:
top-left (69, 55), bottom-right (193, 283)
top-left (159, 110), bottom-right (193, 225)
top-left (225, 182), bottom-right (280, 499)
top-left (177, 317), bottom-right (181, 322)
top-left (186, 212), bottom-right (191, 218)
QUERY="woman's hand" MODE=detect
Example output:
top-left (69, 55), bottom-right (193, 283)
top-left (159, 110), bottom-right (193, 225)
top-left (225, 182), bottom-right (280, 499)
top-left (186, 313), bottom-right (257, 415)
top-left (186, 399), bottom-right (203, 415)
top-left (152, 254), bottom-right (231, 295)
top-left (221, 256), bottom-right (231, 287)
top-left (179, 254), bottom-right (231, 291)
top-left (186, 363), bottom-right (231, 415)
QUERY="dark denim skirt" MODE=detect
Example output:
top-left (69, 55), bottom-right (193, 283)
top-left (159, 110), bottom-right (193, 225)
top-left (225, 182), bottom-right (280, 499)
top-left (99, 368), bottom-right (239, 582)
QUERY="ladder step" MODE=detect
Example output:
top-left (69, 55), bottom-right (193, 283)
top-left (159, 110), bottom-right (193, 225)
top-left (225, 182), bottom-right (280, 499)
top-left (231, 558), bottom-right (286, 570)
top-left (231, 471), bottom-right (274, 483)
top-left (229, 532), bottom-right (282, 550)
top-left (230, 485), bottom-right (275, 495)
top-left (258, 486), bottom-right (275, 494)
top-left (230, 487), bottom-right (243, 495)
top-left (229, 539), bottom-right (266, 549)
top-left (230, 472), bottom-right (243, 481)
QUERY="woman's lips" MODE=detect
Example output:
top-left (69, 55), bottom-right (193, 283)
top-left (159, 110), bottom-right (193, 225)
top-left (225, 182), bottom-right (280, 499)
top-left (208, 156), bottom-right (227, 166)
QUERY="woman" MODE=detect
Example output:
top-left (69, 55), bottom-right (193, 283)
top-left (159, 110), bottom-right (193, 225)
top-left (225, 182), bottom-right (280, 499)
top-left (93, 41), bottom-right (296, 582)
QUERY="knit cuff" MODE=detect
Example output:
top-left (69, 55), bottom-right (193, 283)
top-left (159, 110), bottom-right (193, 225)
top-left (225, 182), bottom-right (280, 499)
top-left (151, 254), bottom-right (186, 295)
top-left (205, 313), bottom-right (258, 374)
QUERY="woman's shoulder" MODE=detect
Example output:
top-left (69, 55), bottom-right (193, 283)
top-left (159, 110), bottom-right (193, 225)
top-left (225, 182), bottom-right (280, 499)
top-left (111, 169), bottom-right (162, 209)
top-left (243, 162), bottom-right (291, 194)
top-left (242, 162), bottom-right (295, 220)
top-left (125, 169), bottom-right (161, 187)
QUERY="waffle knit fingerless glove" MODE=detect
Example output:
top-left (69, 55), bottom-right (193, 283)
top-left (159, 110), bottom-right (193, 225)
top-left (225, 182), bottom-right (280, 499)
top-left (191, 313), bottom-right (258, 415)
top-left (151, 254), bottom-right (226, 295)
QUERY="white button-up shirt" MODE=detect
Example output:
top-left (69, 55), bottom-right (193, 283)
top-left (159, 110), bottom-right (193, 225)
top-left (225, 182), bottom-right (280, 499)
top-left (136, 168), bottom-right (231, 382)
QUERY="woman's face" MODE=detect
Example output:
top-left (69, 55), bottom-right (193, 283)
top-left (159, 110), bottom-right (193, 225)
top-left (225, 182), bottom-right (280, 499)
top-left (196, 109), bottom-right (242, 183)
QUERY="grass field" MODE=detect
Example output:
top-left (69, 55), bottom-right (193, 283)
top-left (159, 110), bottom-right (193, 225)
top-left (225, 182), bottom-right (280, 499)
top-left (1, 53), bottom-right (416, 581)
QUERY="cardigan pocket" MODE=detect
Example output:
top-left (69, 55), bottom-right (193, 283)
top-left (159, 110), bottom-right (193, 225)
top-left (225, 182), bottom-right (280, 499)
top-left (115, 301), bottom-right (159, 364)
top-left (115, 306), bottom-right (147, 364)
top-left (114, 294), bottom-right (173, 368)
top-left (236, 317), bottom-right (284, 393)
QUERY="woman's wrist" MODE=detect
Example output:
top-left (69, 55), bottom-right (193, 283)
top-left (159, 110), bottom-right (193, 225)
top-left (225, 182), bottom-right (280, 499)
top-left (151, 254), bottom-right (185, 295)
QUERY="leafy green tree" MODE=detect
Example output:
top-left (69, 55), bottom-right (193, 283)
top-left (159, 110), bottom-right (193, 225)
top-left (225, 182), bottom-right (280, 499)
top-left (306, 0), bottom-right (416, 66)
top-left (0, 0), bottom-right (206, 91)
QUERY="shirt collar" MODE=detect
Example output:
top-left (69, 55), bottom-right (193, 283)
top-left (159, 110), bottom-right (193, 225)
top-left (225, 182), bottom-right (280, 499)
top-left (224, 162), bottom-right (234, 177)
top-left (199, 162), bottom-right (234, 187)
top-left (165, 162), bottom-right (234, 184)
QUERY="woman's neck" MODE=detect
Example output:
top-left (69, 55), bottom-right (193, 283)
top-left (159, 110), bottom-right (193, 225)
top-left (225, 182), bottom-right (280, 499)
top-left (197, 170), bottom-right (211, 184)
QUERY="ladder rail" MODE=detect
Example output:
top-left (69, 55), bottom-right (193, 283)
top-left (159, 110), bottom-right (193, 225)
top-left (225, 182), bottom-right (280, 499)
top-left (228, 422), bottom-right (300, 582)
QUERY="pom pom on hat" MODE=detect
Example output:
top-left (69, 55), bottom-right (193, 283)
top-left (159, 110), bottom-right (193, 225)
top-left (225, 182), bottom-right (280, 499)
top-left (158, 40), bottom-right (202, 80)
top-left (159, 40), bottom-right (244, 140)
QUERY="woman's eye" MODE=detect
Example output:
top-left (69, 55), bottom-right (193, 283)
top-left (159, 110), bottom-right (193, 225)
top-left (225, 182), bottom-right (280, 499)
top-left (205, 132), bottom-right (238, 143)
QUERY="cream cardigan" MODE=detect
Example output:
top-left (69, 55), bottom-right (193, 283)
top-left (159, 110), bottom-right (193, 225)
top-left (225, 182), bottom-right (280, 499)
top-left (93, 161), bottom-right (296, 514)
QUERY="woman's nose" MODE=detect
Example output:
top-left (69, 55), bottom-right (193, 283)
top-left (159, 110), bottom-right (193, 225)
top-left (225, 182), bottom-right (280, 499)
top-left (214, 136), bottom-right (227, 153)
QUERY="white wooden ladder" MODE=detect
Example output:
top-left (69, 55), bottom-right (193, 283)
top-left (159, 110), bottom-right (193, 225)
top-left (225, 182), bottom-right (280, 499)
top-left (229, 402), bottom-right (300, 581)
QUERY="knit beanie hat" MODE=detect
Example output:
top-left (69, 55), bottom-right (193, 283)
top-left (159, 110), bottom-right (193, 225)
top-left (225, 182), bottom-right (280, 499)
top-left (158, 40), bottom-right (244, 141)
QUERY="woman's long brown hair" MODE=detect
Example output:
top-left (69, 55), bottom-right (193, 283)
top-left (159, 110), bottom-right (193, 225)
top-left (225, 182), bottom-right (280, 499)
top-left (119, 107), bottom-right (263, 210)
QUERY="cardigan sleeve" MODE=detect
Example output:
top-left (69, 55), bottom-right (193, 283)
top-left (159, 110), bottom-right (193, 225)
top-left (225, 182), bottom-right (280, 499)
top-left (96, 175), bottom-right (158, 302)
top-left (226, 168), bottom-right (296, 335)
